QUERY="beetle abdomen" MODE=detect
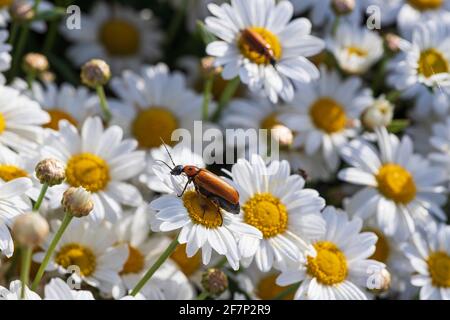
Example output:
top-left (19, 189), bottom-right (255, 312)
top-left (196, 186), bottom-right (241, 215)
top-left (194, 169), bottom-right (240, 205)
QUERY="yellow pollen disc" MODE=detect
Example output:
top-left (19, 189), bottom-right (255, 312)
top-left (0, 113), bottom-right (6, 134)
top-left (66, 153), bottom-right (110, 192)
top-left (55, 243), bottom-right (96, 277)
top-left (307, 241), bottom-right (348, 285)
top-left (121, 244), bottom-right (145, 275)
top-left (418, 48), bottom-right (449, 78)
top-left (183, 191), bottom-right (223, 229)
top-left (309, 97), bottom-right (347, 134)
top-left (132, 107), bottom-right (178, 149)
top-left (243, 193), bottom-right (288, 239)
top-left (367, 229), bottom-right (390, 263)
top-left (170, 243), bottom-right (202, 276)
top-left (408, 0), bottom-right (443, 10)
top-left (427, 251), bottom-right (450, 287)
top-left (99, 19), bottom-right (140, 56)
top-left (238, 27), bottom-right (282, 65)
top-left (347, 46), bottom-right (368, 57)
top-left (44, 109), bottom-right (78, 130)
top-left (376, 163), bottom-right (416, 204)
top-left (0, 0), bottom-right (12, 8)
top-left (257, 274), bottom-right (294, 300)
top-left (0, 165), bottom-right (28, 182)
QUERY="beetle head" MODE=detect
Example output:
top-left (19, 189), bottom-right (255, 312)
top-left (170, 165), bottom-right (184, 176)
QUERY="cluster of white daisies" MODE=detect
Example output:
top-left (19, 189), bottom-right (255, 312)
top-left (0, 0), bottom-right (448, 300)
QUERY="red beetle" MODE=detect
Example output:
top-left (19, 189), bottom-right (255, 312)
top-left (240, 28), bottom-right (278, 66)
top-left (156, 142), bottom-right (240, 225)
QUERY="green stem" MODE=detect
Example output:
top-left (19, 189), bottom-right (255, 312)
top-left (332, 16), bottom-right (340, 35)
top-left (96, 85), bottom-right (112, 123)
top-left (43, 19), bottom-right (58, 54)
top-left (212, 77), bottom-right (240, 122)
top-left (26, 72), bottom-right (36, 90)
top-left (33, 183), bottom-right (48, 212)
top-left (10, 25), bottom-right (30, 79)
top-left (130, 237), bottom-right (179, 296)
top-left (196, 292), bottom-right (209, 300)
top-left (202, 74), bottom-right (214, 121)
top-left (20, 246), bottom-right (33, 299)
top-left (31, 212), bottom-right (73, 291)
top-left (273, 283), bottom-right (299, 300)
top-left (8, 22), bottom-right (19, 45)
top-left (166, 0), bottom-right (188, 46)
top-left (213, 257), bottom-right (227, 269)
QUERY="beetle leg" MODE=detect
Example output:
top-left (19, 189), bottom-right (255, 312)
top-left (177, 178), bottom-right (192, 197)
top-left (210, 198), bottom-right (223, 227)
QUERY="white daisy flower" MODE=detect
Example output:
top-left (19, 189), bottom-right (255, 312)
top-left (396, 0), bottom-right (450, 40)
top-left (0, 280), bottom-right (41, 300)
top-left (0, 84), bottom-right (49, 154)
top-left (277, 207), bottom-right (385, 300)
top-left (41, 117), bottom-right (145, 222)
top-left (33, 220), bottom-right (129, 295)
top-left (168, 0), bottom-right (226, 32)
top-left (25, 81), bottom-right (100, 131)
top-left (388, 20), bottom-right (450, 116)
top-left (404, 223), bottom-right (450, 300)
top-left (61, 1), bottom-right (162, 74)
top-left (339, 127), bottom-right (447, 239)
top-left (44, 278), bottom-right (95, 300)
top-left (0, 177), bottom-right (32, 257)
top-left (0, 30), bottom-right (11, 81)
top-left (149, 160), bottom-right (263, 271)
top-left (429, 116), bottom-right (450, 173)
top-left (280, 67), bottom-right (373, 171)
top-left (226, 154), bottom-right (326, 272)
top-left (327, 22), bottom-right (384, 75)
top-left (289, 0), bottom-right (363, 27)
top-left (205, 0), bottom-right (325, 103)
top-left (110, 63), bottom-right (210, 150)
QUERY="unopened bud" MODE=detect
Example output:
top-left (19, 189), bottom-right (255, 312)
top-left (331, 0), bottom-right (355, 15)
top-left (271, 124), bottom-right (294, 147)
top-left (35, 158), bottom-right (66, 186)
top-left (362, 96), bottom-right (394, 131)
top-left (61, 187), bottom-right (94, 218)
top-left (81, 59), bottom-right (111, 88)
top-left (369, 268), bottom-right (391, 295)
top-left (10, 0), bottom-right (34, 22)
top-left (200, 57), bottom-right (222, 77)
top-left (39, 71), bottom-right (56, 83)
top-left (22, 53), bottom-right (49, 75)
top-left (12, 213), bottom-right (49, 248)
top-left (385, 33), bottom-right (402, 53)
top-left (201, 268), bottom-right (228, 297)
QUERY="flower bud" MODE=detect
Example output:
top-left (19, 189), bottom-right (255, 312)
top-left (201, 268), bottom-right (228, 297)
top-left (39, 71), bottom-right (56, 83)
top-left (362, 96), bottom-right (394, 131)
top-left (22, 53), bottom-right (49, 75)
top-left (369, 268), bottom-right (391, 295)
top-left (331, 0), bottom-right (355, 15)
top-left (200, 57), bottom-right (222, 77)
top-left (61, 187), bottom-right (94, 218)
top-left (271, 124), bottom-right (294, 147)
top-left (80, 59), bottom-right (111, 88)
top-left (385, 33), bottom-right (402, 53)
top-left (35, 158), bottom-right (66, 186)
top-left (10, 0), bottom-right (34, 22)
top-left (12, 213), bottom-right (49, 248)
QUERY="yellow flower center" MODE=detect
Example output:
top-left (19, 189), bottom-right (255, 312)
top-left (121, 244), bottom-right (145, 275)
top-left (170, 243), bottom-right (202, 276)
top-left (0, 165), bottom-right (28, 182)
top-left (66, 153), bottom-right (110, 192)
top-left (44, 109), bottom-right (78, 130)
top-left (427, 251), bottom-right (450, 287)
top-left (55, 243), bottom-right (96, 277)
top-left (99, 19), bottom-right (140, 56)
top-left (183, 190), bottom-right (223, 229)
top-left (238, 27), bottom-right (282, 65)
top-left (367, 229), bottom-right (390, 263)
top-left (309, 97), bottom-right (347, 134)
top-left (347, 46), bottom-right (368, 57)
top-left (418, 48), bottom-right (449, 78)
top-left (408, 0), bottom-right (443, 10)
top-left (0, 0), bottom-right (12, 8)
top-left (376, 163), bottom-right (416, 204)
top-left (0, 113), bottom-right (6, 134)
top-left (257, 274), bottom-right (294, 300)
top-left (307, 241), bottom-right (348, 285)
top-left (132, 107), bottom-right (178, 149)
top-left (243, 193), bottom-right (288, 239)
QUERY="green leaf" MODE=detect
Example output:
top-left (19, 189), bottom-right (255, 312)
top-left (387, 120), bottom-right (410, 133)
top-left (196, 21), bottom-right (216, 45)
top-left (33, 7), bottom-right (66, 22)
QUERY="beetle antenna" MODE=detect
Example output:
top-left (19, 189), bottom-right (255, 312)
top-left (154, 159), bottom-right (173, 171)
top-left (159, 137), bottom-right (176, 167)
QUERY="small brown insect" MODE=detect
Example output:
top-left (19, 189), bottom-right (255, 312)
top-left (156, 140), bottom-right (240, 226)
top-left (240, 28), bottom-right (277, 66)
